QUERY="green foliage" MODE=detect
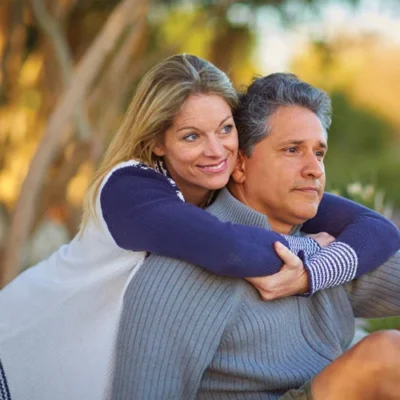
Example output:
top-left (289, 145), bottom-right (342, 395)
top-left (331, 182), bottom-right (393, 219)
top-left (325, 92), bottom-right (400, 208)
top-left (365, 317), bottom-right (400, 333)
top-left (331, 181), bottom-right (399, 334)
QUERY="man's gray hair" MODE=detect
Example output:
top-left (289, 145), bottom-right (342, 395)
top-left (234, 73), bottom-right (332, 156)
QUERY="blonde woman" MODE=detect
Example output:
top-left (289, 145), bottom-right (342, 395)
top-left (0, 54), bottom-right (398, 400)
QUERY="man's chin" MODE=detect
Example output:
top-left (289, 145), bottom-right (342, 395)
top-left (291, 205), bottom-right (319, 223)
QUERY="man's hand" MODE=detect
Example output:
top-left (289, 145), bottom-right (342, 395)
top-left (246, 242), bottom-right (308, 300)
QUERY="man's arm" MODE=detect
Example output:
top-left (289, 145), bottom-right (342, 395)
top-left (345, 251), bottom-right (400, 318)
top-left (111, 255), bottom-right (241, 400)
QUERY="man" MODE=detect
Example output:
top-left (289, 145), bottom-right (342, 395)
top-left (111, 73), bottom-right (400, 399)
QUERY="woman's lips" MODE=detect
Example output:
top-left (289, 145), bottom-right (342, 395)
top-left (198, 159), bottom-right (227, 173)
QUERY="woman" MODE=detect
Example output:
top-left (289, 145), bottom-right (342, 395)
top-left (80, 53), bottom-right (398, 292)
top-left (0, 54), bottom-right (398, 400)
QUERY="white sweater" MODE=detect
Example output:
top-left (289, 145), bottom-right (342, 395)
top-left (0, 161), bottom-right (147, 400)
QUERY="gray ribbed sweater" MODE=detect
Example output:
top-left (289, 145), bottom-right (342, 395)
top-left (111, 188), bottom-right (400, 400)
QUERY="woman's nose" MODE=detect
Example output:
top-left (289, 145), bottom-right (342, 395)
top-left (204, 136), bottom-right (224, 158)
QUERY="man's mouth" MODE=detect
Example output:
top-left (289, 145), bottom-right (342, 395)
top-left (294, 186), bottom-right (320, 194)
top-left (198, 159), bottom-right (227, 173)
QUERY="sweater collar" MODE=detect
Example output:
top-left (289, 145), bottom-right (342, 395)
top-left (206, 188), bottom-right (271, 230)
top-left (207, 188), bottom-right (302, 235)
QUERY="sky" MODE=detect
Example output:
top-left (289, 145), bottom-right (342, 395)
top-left (251, 0), bottom-right (400, 72)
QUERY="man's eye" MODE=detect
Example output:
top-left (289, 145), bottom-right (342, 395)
top-left (286, 147), bottom-right (297, 153)
top-left (316, 151), bottom-right (325, 158)
top-left (183, 133), bottom-right (198, 142)
top-left (221, 124), bottom-right (233, 134)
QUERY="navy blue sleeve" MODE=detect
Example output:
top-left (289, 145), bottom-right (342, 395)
top-left (302, 192), bottom-right (400, 278)
top-left (100, 166), bottom-right (288, 278)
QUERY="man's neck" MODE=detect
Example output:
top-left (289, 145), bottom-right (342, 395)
top-left (227, 183), bottom-right (295, 235)
top-left (265, 218), bottom-right (295, 235)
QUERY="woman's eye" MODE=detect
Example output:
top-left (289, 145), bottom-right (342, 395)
top-left (183, 133), bottom-right (198, 142)
top-left (221, 124), bottom-right (233, 134)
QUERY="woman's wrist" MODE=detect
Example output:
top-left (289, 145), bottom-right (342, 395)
top-left (301, 242), bottom-right (358, 295)
top-left (284, 235), bottom-right (321, 259)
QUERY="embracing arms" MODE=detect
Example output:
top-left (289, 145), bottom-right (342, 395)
top-left (303, 193), bottom-right (400, 279)
top-left (100, 163), bottom-right (400, 294)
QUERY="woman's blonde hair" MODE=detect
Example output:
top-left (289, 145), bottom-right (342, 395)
top-left (80, 54), bottom-right (238, 232)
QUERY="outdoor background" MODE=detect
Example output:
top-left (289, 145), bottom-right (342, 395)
top-left (0, 0), bottom-right (399, 331)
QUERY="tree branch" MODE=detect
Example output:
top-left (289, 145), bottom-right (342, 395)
top-left (30, 0), bottom-right (92, 141)
top-left (1, 0), bottom-right (149, 287)
top-left (0, 0), bottom-right (24, 104)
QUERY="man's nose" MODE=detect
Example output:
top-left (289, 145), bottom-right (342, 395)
top-left (204, 135), bottom-right (225, 158)
top-left (301, 153), bottom-right (324, 179)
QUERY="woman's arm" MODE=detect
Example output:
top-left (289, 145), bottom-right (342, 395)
top-left (100, 164), bottom-right (400, 292)
top-left (253, 193), bottom-right (400, 297)
top-left (302, 192), bottom-right (400, 291)
top-left (99, 163), bottom-right (316, 278)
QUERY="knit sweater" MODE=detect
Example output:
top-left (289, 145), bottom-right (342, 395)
top-left (111, 188), bottom-right (400, 400)
top-left (0, 163), bottom-right (150, 400)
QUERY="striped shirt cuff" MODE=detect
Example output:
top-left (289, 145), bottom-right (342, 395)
top-left (304, 241), bottom-right (358, 295)
top-left (284, 235), bottom-right (321, 259)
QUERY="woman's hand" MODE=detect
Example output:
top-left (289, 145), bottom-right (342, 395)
top-left (306, 232), bottom-right (335, 248)
top-left (246, 242), bottom-right (309, 300)
top-left (246, 232), bottom-right (336, 300)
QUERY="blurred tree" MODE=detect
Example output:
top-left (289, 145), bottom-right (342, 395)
top-left (0, 0), bottom-right (388, 286)
top-left (1, 0), bottom-right (150, 285)
top-left (326, 91), bottom-right (399, 202)
top-left (292, 36), bottom-right (400, 208)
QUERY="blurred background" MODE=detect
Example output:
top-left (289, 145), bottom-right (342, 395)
top-left (0, 0), bottom-right (399, 318)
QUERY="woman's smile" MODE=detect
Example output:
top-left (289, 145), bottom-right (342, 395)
top-left (197, 159), bottom-right (228, 173)
top-left (153, 93), bottom-right (238, 206)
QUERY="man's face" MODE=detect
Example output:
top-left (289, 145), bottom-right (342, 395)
top-left (231, 105), bottom-right (327, 234)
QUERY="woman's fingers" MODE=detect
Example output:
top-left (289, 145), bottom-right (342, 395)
top-left (306, 232), bottom-right (335, 247)
top-left (274, 241), bottom-right (302, 269)
top-left (245, 243), bottom-right (309, 300)
top-left (245, 276), bottom-right (278, 301)
top-left (247, 268), bottom-right (308, 300)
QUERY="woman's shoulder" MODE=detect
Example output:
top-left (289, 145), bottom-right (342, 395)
top-left (100, 159), bottom-right (184, 201)
top-left (102, 159), bottom-right (164, 186)
top-left (107, 159), bottom-right (157, 176)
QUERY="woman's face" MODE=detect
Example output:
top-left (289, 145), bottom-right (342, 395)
top-left (154, 94), bottom-right (238, 206)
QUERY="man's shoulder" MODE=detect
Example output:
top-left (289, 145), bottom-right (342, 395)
top-left (124, 253), bottom-right (245, 309)
top-left (119, 254), bottom-right (249, 351)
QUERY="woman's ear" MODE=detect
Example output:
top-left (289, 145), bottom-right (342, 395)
top-left (153, 141), bottom-right (165, 157)
top-left (230, 151), bottom-right (246, 184)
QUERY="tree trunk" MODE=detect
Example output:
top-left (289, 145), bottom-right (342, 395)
top-left (1, 0), bottom-right (149, 287)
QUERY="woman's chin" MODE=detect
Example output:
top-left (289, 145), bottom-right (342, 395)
top-left (203, 176), bottom-right (231, 191)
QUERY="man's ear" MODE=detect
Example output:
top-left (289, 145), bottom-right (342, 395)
top-left (231, 151), bottom-right (246, 184)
